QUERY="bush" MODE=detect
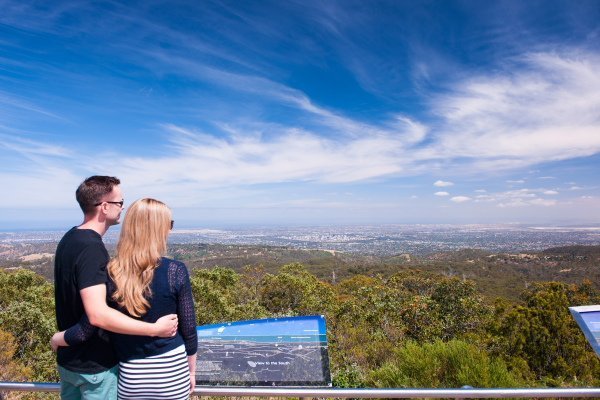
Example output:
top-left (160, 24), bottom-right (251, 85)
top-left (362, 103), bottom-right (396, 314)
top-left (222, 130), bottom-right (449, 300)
top-left (369, 340), bottom-right (522, 388)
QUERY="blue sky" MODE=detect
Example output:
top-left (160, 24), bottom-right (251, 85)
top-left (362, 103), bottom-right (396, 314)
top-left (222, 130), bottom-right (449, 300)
top-left (1, 0), bottom-right (600, 228)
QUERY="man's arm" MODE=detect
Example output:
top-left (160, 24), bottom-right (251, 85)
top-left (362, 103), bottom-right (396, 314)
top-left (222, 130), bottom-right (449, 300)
top-left (81, 284), bottom-right (177, 337)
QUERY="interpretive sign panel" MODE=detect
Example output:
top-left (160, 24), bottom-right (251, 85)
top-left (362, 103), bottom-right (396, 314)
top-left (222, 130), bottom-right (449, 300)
top-left (569, 305), bottom-right (600, 356)
top-left (195, 315), bottom-right (331, 386)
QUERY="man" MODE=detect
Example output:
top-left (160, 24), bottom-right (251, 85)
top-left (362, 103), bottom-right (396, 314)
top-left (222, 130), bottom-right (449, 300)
top-left (52, 176), bottom-right (178, 400)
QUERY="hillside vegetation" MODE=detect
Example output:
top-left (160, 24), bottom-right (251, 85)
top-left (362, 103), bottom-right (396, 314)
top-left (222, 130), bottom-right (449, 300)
top-left (171, 244), bottom-right (600, 301)
top-left (6, 243), bottom-right (600, 302)
top-left (2, 252), bottom-right (600, 395)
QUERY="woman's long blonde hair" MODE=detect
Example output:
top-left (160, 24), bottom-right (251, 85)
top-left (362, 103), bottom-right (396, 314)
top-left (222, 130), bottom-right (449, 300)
top-left (108, 198), bottom-right (172, 317)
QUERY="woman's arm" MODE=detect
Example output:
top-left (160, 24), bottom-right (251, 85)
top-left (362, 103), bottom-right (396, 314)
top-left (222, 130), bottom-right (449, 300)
top-left (50, 331), bottom-right (67, 351)
top-left (174, 262), bottom-right (198, 356)
top-left (173, 261), bottom-right (198, 394)
top-left (188, 353), bottom-right (197, 394)
top-left (51, 313), bottom-right (97, 351)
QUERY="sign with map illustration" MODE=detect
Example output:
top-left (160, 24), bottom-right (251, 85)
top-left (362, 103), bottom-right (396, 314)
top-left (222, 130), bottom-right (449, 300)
top-left (570, 305), bottom-right (600, 356)
top-left (195, 315), bottom-right (331, 386)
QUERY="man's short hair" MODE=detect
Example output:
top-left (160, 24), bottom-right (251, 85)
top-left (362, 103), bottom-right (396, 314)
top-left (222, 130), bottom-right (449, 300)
top-left (76, 176), bottom-right (121, 214)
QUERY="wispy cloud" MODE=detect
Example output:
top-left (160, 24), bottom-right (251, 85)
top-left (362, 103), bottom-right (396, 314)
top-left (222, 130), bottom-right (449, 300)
top-left (82, 123), bottom-right (414, 207)
top-left (475, 194), bottom-right (495, 202)
top-left (429, 52), bottom-right (600, 169)
top-left (0, 129), bottom-right (83, 207)
top-left (3, 51), bottom-right (600, 209)
top-left (0, 1), bottom-right (599, 224)
top-left (484, 188), bottom-right (560, 208)
top-left (0, 130), bottom-right (71, 160)
top-left (0, 91), bottom-right (65, 120)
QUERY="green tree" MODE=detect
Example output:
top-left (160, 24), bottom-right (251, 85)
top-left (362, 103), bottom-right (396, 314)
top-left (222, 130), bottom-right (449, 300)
top-left (494, 282), bottom-right (600, 385)
top-left (190, 266), bottom-right (267, 324)
top-left (0, 329), bottom-right (32, 381)
top-left (259, 263), bottom-right (335, 316)
top-left (0, 269), bottom-right (58, 381)
top-left (330, 275), bottom-right (405, 372)
top-left (430, 277), bottom-right (491, 341)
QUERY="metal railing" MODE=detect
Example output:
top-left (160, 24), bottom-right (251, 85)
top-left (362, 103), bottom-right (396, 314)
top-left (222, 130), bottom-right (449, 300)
top-left (3, 382), bottom-right (600, 398)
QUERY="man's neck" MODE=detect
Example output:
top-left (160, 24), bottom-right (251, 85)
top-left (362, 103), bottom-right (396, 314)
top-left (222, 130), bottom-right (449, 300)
top-left (78, 219), bottom-right (109, 237)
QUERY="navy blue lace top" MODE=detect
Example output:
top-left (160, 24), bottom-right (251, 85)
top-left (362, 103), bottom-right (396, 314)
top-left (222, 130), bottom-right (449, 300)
top-left (64, 258), bottom-right (198, 361)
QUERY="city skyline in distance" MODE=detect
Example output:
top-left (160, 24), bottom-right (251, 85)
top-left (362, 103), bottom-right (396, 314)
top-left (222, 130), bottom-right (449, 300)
top-left (2, 224), bottom-right (599, 256)
top-left (1, 1), bottom-right (599, 228)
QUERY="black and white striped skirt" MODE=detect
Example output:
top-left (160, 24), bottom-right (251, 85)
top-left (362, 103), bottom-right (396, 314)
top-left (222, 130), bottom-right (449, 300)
top-left (118, 345), bottom-right (191, 400)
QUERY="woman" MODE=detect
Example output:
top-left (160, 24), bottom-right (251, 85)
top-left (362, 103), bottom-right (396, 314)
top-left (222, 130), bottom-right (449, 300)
top-left (53, 198), bottom-right (197, 399)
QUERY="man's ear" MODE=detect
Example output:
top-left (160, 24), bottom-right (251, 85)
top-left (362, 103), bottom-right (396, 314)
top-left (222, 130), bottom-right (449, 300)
top-left (95, 204), bottom-right (108, 222)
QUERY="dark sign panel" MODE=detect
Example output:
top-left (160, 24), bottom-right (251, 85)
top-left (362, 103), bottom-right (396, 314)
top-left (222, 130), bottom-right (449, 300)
top-left (195, 315), bottom-right (331, 386)
top-left (570, 305), bottom-right (600, 356)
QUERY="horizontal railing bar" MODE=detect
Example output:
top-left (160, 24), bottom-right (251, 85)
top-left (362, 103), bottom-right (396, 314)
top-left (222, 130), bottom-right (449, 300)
top-left (0, 382), bottom-right (60, 392)
top-left (195, 387), bottom-right (600, 398)
top-left (2, 382), bottom-right (600, 398)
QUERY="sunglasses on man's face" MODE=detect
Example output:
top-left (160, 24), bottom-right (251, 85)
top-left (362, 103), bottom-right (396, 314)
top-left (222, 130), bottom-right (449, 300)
top-left (94, 200), bottom-right (124, 207)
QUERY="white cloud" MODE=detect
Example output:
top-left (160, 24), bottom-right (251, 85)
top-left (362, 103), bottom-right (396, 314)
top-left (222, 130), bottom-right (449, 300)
top-left (475, 187), bottom-right (565, 208)
top-left (450, 196), bottom-right (471, 203)
top-left (498, 200), bottom-right (528, 208)
top-left (429, 52), bottom-right (600, 170)
top-left (0, 132), bottom-right (71, 158)
top-left (570, 186), bottom-right (583, 190)
top-left (434, 191), bottom-right (449, 196)
top-left (0, 168), bottom-right (82, 207)
top-left (529, 198), bottom-right (558, 206)
top-left (0, 91), bottom-right (65, 120)
top-left (474, 194), bottom-right (495, 202)
top-left (3, 39), bottom-right (600, 213)
top-left (503, 189), bottom-right (537, 198)
top-left (495, 188), bottom-right (558, 208)
top-left (157, 125), bottom-right (408, 185)
top-left (434, 180), bottom-right (454, 187)
top-left (474, 189), bottom-right (487, 193)
top-left (506, 180), bottom-right (525, 184)
top-left (74, 123), bottom-right (420, 208)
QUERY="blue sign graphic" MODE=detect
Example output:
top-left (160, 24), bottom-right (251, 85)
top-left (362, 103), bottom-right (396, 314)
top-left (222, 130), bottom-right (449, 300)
top-left (195, 315), bottom-right (331, 386)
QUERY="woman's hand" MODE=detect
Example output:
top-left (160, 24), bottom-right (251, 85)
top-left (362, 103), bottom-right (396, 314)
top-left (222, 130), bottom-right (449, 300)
top-left (50, 331), bottom-right (68, 352)
top-left (188, 354), bottom-right (197, 395)
top-left (153, 314), bottom-right (178, 337)
top-left (189, 374), bottom-right (196, 395)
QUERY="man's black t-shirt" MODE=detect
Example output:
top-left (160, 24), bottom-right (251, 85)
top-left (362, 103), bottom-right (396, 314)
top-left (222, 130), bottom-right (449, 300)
top-left (54, 227), bottom-right (117, 373)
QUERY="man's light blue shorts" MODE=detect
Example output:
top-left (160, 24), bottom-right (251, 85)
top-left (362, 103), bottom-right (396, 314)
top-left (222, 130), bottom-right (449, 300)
top-left (58, 365), bottom-right (118, 400)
